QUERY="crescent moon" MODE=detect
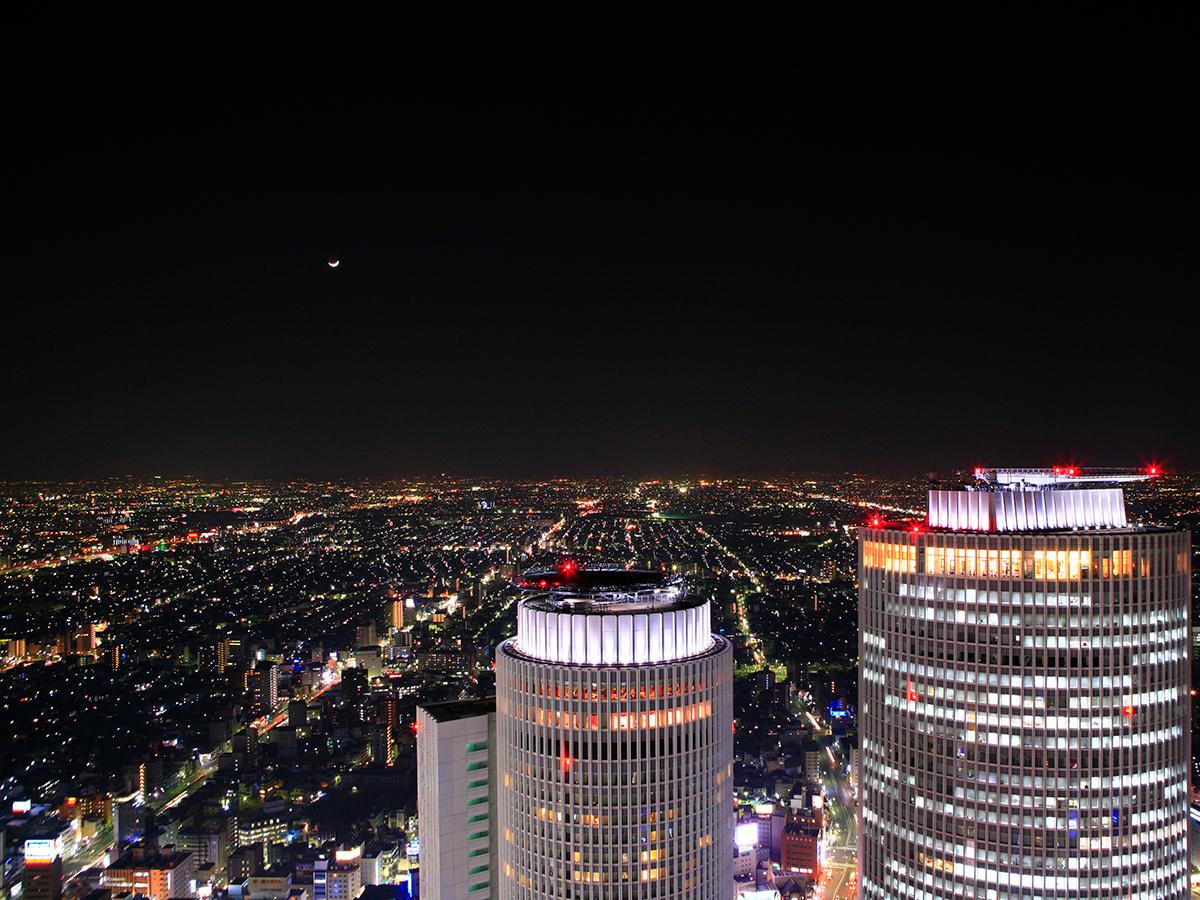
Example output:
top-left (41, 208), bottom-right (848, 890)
top-left (328, 258), bottom-right (340, 268)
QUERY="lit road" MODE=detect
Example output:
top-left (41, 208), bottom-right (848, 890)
top-left (0, 505), bottom-right (340, 576)
top-left (63, 759), bottom-right (220, 883)
top-left (255, 680), bottom-right (335, 734)
top-left (821, 861), bottom-right (856, 900)
top-left (160, 763), bottom-right (218, 811)
top-left (62, 826), bottom-right (112, 882)
top-left (817, 736), bottom-right (858, 900)
top-left (692, 525), bottom-right (766, 666)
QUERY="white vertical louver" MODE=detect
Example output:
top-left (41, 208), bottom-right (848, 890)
top-left (514, 599), bottom-right (716, 665)
top-left (927, 488), bottom-right (1128, 531)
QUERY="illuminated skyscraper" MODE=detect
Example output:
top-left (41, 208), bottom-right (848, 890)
top-left (858, 468), bottom-right (1190, 900)
top-left (495, 565), bottom-right (733, 898)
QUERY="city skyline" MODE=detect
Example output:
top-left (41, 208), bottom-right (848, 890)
top-left (6, 12), bottom-right (1198, 900)
top-left (0, 469), bottom-right (1195, 898)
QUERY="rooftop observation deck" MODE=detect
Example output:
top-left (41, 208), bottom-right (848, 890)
top-left (510, 564), bottom-right (716, 664)
top-left (517, 564), bottom-right (701, 614)
top-left (867, 467), bottom-right (1165, 534)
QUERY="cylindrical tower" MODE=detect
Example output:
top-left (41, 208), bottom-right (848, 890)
top-left (859, 472), bottom-right (1191, 900)
top-left (496, 566), bottom-right (733, 899)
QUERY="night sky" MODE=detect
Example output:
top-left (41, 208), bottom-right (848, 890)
top-left (7, 13), bottom-right (1197, 479)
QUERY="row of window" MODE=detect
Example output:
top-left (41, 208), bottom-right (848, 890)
top-left (862, 801), bottom-right (1189, 872)
top-left (531, 682), bottom-right (706, 700)
top-left (863, 541), bottom-right (1186, 579)
top-left (508, 701), bottom-right (714, 732)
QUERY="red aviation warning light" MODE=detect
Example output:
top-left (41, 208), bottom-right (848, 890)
top-left (1122, 705), bottom-right (1135, 718)
top-left (559, 560), bottom-right (577, 575)
top-left (1147, 465), bottom-right (1161, 477)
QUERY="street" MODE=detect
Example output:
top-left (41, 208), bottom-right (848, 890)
top-left (817, 735), bottom-right (858, 900)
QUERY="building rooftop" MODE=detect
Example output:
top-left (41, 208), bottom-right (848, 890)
top-left (517, 563), bottom-right (669, 593)
top-left (518, 564), bottom-right (699, 613)
top-left (862, 466), bottom-right (1170, 534)
top-left (972, 466), bottom-right (1158, 489)
top-left (417, 697), bottom-right (496, 723)
top-left (108, 845), bottom-right (193, 869)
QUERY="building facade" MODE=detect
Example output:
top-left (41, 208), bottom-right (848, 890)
top-left (416, 698), bottom-right (498, 900)
top-left (102, 846), bottom-right (196, 900)
top-left (780, 808), bottom-right (822, 879)
top-left (250, 660), bottom-right (279, 718)
top-left (22, 837), bottom-right (64, 900)
top-left (859, 469), bottom-right (1191, 899)
top-left (236, 812), bottom-right (289, 848)
top-left (495, 567), bottom-right (734, 899)
top-left (313, 857), bottom-right (362, 900)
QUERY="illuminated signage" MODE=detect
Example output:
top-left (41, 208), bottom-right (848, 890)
top-left (12, 800), bottom-right (32, 814)
top-left (734, 823), bottom-right (759, 851)
top-left (25, 838), bottom-right (60, 864)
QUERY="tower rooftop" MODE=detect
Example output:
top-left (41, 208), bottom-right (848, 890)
top-left (972, 466), bottom-right (1157, 489)
top-left (912, 464), bottom-right (1162, 532)
top-left (510, 563), bottom-right (713, 664)
top-left (517, 564), bottom-right (695, 613)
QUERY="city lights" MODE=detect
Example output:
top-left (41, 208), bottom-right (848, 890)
top-left (0, 469), bottom-right (1192, 900)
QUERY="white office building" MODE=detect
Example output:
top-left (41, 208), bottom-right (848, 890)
top-left (417, 698), bottom-right (498, 900)
top-left (858, 468), bottom-right (1191, 899)
top-left (495, 566), bottom-right (734, 899)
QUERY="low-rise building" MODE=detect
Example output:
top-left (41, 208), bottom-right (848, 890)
top-left (101, 845), bottom-right (195, 900)
top-left (312, 858), bottom-right (361, 900)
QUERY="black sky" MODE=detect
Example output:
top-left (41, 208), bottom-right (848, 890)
top-left (7, 13), bottom-right (1198, 479)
